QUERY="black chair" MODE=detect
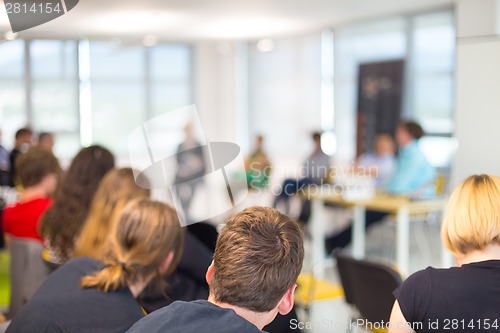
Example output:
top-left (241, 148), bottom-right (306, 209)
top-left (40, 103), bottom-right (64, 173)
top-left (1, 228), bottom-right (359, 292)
top-left (335, 251), bottom-right (403, 332)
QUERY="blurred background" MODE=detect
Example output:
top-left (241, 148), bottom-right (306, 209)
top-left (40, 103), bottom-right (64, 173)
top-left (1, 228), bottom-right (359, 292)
top-left (0, 0), bottom-right (498, 191)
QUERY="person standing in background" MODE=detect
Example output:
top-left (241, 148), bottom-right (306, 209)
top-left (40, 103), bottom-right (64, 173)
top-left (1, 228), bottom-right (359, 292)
top-left (174, 122), bottom-right (206, 223)
top-left (37, 132), bottom-right (55, 153)
top-left (9, 128), bottom-right (34, 187)
top-left (245, 135), bottom-right (271, 190)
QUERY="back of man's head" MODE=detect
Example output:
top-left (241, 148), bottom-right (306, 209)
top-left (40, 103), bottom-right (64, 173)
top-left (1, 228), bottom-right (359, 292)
top-left (16, 148), bottom-right (60, 188)
top-left (210, 206), bottom-right (304, 312)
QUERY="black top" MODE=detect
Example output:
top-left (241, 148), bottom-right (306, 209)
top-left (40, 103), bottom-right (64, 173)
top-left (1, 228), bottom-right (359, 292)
top-left (126, 300), bottom-right (264, 333)
top-left (7, 257), bottom-right (144, 333)
top-left (394, 260), bottom-right (500, 332)
top-left (139, 231), bottom-right (211, 313)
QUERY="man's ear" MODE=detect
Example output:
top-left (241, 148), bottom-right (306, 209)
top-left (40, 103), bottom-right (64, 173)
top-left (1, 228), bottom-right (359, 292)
top-left (205, 261), bottom-right (215, 285)
top-left (277, 284), bottom-right (296, 316)
top-left (160, 251), bottom-right (174, 273)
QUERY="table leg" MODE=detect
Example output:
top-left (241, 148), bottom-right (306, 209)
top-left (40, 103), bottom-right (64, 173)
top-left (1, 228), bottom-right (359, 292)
top-left (396, 206), bottom-right (410, 276)
top-left (311, 198), bottom-right (326, 272)
top-left (352, 205), bottom-right (366, 259)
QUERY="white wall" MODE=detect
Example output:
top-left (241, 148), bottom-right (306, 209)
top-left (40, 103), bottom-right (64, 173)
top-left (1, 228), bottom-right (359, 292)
top-left (452, 40), bottom-right (500, 186)
top-left (247, 34), bottom-right (323, 170)
top-left (451, 0), bottom-right (500, 186)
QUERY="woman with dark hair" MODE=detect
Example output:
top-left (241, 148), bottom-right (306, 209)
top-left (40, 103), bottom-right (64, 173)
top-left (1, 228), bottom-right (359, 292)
top-left (41, 145), bottom-right (115, 263)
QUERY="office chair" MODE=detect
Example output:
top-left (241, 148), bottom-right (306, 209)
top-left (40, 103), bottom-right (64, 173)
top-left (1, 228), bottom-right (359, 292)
top-left (294, 259), bottom-right (344, 323)
top-left (335, 251), bottom-right (403, 333)
top-left (5, 237), bottom-right (50, 319)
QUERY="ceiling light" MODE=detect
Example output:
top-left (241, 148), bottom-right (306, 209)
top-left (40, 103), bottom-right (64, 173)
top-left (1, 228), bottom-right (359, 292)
top-left (257, 39), bottom-right (275, 52)
top-left (5, 32), bottom-right (17, 41)
top-left (143, 34), bottom-right (157, 47)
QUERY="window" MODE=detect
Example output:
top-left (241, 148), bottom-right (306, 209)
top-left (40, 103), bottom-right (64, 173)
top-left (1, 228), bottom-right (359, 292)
top-left (334, 10), bottom-right (456, 168)
top-left (89, 42), bottom-right (146, 157)
top-left (0, 39), bottom-right (192, 163)
top-left (0, 40), bottom-right (26, 149)
top-left (31, 40), bottom-right (80, 160)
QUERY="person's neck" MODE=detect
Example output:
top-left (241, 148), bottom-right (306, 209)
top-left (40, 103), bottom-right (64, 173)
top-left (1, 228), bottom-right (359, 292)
top-left (128, 275), bottom-right (152, 298)
top-left (399, 139), bottom-right (415, 150)
top-left (208, 295), bottom-right (273, 331)
top-left (456, 244), bottom-right (500, 266)
top-left (21, 185), bottom-right (49, 202)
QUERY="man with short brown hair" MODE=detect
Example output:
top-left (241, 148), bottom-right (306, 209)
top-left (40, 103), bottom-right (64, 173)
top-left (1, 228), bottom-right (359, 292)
top-left (127, 206), bottom-right (304, 333)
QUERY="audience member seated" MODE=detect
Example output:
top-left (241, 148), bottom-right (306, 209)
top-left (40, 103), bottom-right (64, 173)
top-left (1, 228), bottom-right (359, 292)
top-left (389, 174), bottom-right (500, 333)
top-left (9, 128), bottom-right (34, 187)
top-left (74, 168), bottom-right (149, 259)
top-left (0, 148), bottom-right (60, 322)
top-left (356, 133), bottom-right (396, 187)
top-left (245, 135), bottom-right (272, 190)
top-left (0, 128), bottom-right (11, 186)
top-left (139, 231), bottom-right (212, 312)
top-left (40, 145), bottom-right (115, 264)
top-left (126, 206), bottom-right (304, 333)
top-left (6, 199), bottom-right (184, 333)
top-left (325, 121), bottom-right (436, 252)
top-left (37, 132), bottom-right (55, 153)
top-left (274, 132), bottom-right (330, 214)
top-left (2, 148), bottom-right (60, 245)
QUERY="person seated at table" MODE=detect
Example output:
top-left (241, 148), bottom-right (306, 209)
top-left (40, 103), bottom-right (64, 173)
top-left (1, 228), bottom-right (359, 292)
top-left (245, 135), bottom-right (272, 190)
top-left (356, 133), bottom-right (396, 187)
top-left (6, 199), bottom-right (184, 333)
top-left (2, 148), bottom-right (61, 245)
top-left (41, 145), bottom-right (115, 264)
top-left (389, 174), bottom-right (500, 333)
top-left (274, 132), bottom-right (330, 214)
top-left (126, 206), bottom-right (304, 333)
top-left (325, 121), bottom-right (436, 252)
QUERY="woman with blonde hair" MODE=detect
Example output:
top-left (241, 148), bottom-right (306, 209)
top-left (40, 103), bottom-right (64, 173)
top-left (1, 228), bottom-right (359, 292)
top-left (74, 167), bottom-right (149, 259)
top-left (389, 174), bottom-right (500, 333)
top-left (6, 199), bottom-right (184, 333)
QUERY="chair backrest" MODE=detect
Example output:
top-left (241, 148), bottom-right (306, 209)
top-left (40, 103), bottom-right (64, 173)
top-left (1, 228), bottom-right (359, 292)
top-left (335, 252), bottom-right (403, 325)
top-left (5, 237), bottom-right (50, 319)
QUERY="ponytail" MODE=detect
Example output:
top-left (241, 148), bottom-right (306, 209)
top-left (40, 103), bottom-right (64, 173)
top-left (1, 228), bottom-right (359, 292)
top-left (80, 261), bottom-right (130, 292)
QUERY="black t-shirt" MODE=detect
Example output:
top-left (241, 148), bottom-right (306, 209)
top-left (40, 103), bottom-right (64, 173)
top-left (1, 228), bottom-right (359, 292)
top-left (394, 260), bottom-right (500, 332)
top-left (126, 300), bottom-right (264, 333)
top-left (7, 257), bottom-right (145, 333)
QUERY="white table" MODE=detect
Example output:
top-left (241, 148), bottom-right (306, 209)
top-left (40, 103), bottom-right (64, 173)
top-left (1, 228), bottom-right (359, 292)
top-left (306, 188), bottom-right (449, 277)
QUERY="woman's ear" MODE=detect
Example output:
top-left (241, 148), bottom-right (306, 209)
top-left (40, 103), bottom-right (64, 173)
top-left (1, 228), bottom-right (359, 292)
top-left (160, 251), bottom-right (175, 273)
top-left (205, 261), bottom-right (215, 285)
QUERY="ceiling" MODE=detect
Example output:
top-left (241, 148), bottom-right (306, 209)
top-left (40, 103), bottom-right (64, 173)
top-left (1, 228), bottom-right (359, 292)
top-left (0, 0), bottom-right (454, 42)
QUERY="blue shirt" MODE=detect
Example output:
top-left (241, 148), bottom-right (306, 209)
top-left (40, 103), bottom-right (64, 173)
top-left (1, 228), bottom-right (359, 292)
top-left (385, 141), bottom-right (436, 198)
